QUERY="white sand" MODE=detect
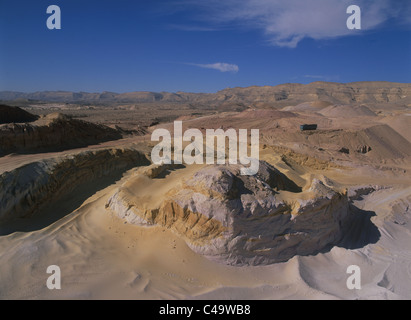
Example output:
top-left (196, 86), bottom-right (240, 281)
top-left (0, 160), bottom-right (410, 300)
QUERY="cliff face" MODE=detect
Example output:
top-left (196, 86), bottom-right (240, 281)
top-left (107, 161), bottom-right (351, 265)
top-left (0, 148), bottom-right (149, 223)
top-left (0, 113), bottom-right (123, 156)
top-left (216, 82), bottom-right (411, 106)
top-left (1, 82), bottom-right (410, 106)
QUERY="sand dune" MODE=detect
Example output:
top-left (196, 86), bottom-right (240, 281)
top-left (378, 114), bottom-right (411, 143)
top-left (319, 105), bottom-right (377, 118)
top-left (282, 101), bottom-right (332, 113)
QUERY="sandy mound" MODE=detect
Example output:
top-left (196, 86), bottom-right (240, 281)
top-left (0, 104), bottom-right (39, 124)
top-left (233, 109), bottom-right (297, 119)
top-left (319, 105), bottom-right (377, 118)
top-left (378, 114), bottom-right (411, 143)
top-left (282, 101), bottom-right (332, 113)
top-left (360, 125), bottom-right (411, 159)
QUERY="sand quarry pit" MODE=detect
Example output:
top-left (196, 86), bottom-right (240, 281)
top-left (1, 93), bottom-right (411, 300)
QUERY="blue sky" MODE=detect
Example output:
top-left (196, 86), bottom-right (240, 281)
top-left (0, 0), bottom-right (410, 93)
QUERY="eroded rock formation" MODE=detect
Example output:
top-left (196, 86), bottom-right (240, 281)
top-left (0, 148), bottom-right (149, 223)
top-left (107, 161), bottom-right (351, 265)
top-left (0, 113), bottom-right (123, 156)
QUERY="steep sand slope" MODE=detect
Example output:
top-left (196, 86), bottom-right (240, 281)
top-left (318, 105), bottom-right (377, 118)
top-left (377, 114), bottom-right (411, 143)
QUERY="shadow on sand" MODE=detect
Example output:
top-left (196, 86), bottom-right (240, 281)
top-left (0, 171), bottom-right (128, 236)
top-left (336, 204), bottom-right (381, 250)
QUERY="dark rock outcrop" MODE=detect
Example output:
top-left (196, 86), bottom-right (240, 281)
top-left (0, 104), bottom-right (39, 124)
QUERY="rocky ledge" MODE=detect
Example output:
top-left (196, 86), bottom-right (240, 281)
top-left (0, 113), bottom-right (123, 156)
top-left (0, 148), bottom-right (149, 224)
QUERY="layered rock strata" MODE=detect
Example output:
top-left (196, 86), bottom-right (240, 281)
top-left (0, 148), bottom-right (149, 223)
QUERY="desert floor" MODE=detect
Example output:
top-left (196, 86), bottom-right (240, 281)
top-left (0, 102), bottom-right (410, 300)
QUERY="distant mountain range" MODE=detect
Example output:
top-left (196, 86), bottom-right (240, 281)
top-left (1, 81), bottom-right (410, 107)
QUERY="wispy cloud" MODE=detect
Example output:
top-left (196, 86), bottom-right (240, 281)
top-left (303, 74), bottom-right (340, 82)
top-left (168, 24), bottom-right (217, 32)
top-left (176, 0), bottom-right (411, 48)
top-left (188, 62), bottom-right (239, 73)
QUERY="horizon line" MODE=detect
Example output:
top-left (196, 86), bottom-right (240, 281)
top-left (1, 80), bottom-right (410, 96)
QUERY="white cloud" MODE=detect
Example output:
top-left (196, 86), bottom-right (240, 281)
top-left (168, 24), bottom-right (217, 32)
top-left (179, 0), bottom-right (411, 48)
top-left (189, 62), bottom-right (239, 73)
top-left (303, 74), bottom-right (340, 82)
